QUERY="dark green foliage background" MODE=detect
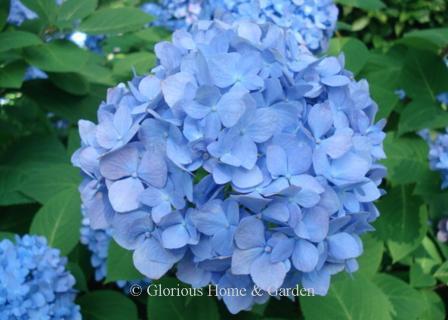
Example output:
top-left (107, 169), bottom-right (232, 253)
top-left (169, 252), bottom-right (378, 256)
top-left (0, 0), bottom-right (447, 319)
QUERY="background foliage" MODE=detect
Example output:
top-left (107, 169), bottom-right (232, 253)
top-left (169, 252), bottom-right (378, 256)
top-left (0, 0), bottom-right (447, 319)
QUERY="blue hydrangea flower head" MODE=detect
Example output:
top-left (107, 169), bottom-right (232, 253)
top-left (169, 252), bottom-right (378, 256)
top-left (0, 235), bottom-right (81, 319)
top-left (73, 19), bottom-right (386, 313)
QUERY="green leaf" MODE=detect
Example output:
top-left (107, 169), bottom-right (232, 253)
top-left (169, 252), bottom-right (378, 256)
top-left (20, 164), bottom-right (81, 204)
top-left (373, 274), bottom-right (425, 320)
top-left (334, 0), bottom-right (385, 10)
top-left (388, 206), bottom-right (428, 262)
top-left (0, 0), bottom-right (10, 30)
top-left (414, 171), bottom-right (443, 199)
top-left (112, 52), bottom-right (156, 79)
top-left (357, 233), bottom-right (383, 278)
top-left (21, 0), bottom-right (58, 24)
top-left (30, 188), bottom-right (81, 256)
top-left (106, 240), bottom-right (142, 283)
top-left (0, 31), bottom-right (43, 52)
top-left (67, 262), bottom-right (88, 292)
top-left (398, 99), bottom-right (448, 135)
top-left (375, 186), bottom-right (428, 262)
top-left (434, 261), bottom-right (448, 283)
top-left (419, 291), bottom-right (445, 320)
top-left (23, 81), bottom-right (104, 123)
top-left (147, 278), bottom-right (219, 320)
top-left (370, 84), bottom-right (399, 120)
top-left (0, 134), bottom-right (69, 166)
top-left (134, 27), bottom-right (171, 44)
top-left (401, 28), bottom-right (448, 52)
top-left (78, 290), bottom-right (138, 320)
top-left (0, 166), bottom-right (33, 205)
top-left (0, 232), bottom-right (16, 241)
top-left (381, 134), bottom-right (430, 185)
top-left (24, 41), bottom-right (90, 73)
top-left (78, 62), bottom-right (115, 86)
top-left (79, 7), bottom-right (152, 35)
top-left (415, 237), bottom-right (443, 272)
top-left (67, 128), bottom-right (81, 157)
top-left (410, 264), bottom-right (436, 288)
top-left (361, 50), bottom-right (404, 119)
top-left (49, 72), bottom-right (90, 96)
top-left (300, 273), bottom-right (394, 320)
top-left (0, 134), bottom-right (70, 205)
top-left (427, 192), bottom-right (448, 221)
top-left (0, 60), bottom-right (27, 89)
top-left (327, 37), bottom-right (369, 74)
top-left (58, 0), bottom-right (97, 22)
top-left (400, 49), bottom-right (448, 101)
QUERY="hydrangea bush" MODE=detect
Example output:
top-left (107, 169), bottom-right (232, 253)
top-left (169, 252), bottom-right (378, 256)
top-left (143, 0), bottom-right (338, 53)
top-left (0, 235), bottom-right (81, 319)
top-left (72, 19), bottom-right (386, 313)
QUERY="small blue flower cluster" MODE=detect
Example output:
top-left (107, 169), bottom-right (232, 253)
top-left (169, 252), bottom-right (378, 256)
top-left (0, 235), bottom-right (81, 319)
top-left (144, 0), bottom-right (338, 53)
top-left (80, 207), bottom-right (112, 282)
top-left (141, 0), bottom-right (206, 30)
top-left (210, 0), bottom-right (338, 53)
top-left (7, 0), bottom-right (37, 26)
top-left (437, 92), bottom-right (448, 105)
top-left (68, 32), bottom-right (105, 54)
top-left (420, 129), bottom-right (448, 189)
top-left (73, 20), bottom-right (386, 313)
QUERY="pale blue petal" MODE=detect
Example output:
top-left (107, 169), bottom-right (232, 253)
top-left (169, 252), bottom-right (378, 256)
top-left (232, 166), bottom-right (263, 189)
top-left (327, 233), bottom-right (363, 260)
top-left (246, 108), bottom-right (278, 143)
top-left (133, 238), bottom-right (180, 279)
top-left (108, 178), bottom-right (144, 212)
top-left (266, 145), bottom-right (287, 177)
top-left (217, 91), bottom-right (246, 127)
top-left (250, 254), bottom-right (287, 292)
top-left (162, 224), bottom-right (190, 249)
top-left (231, 247), bottom-right (263, 275)
top-left (234, 216), bottom-right (265, 249)
top-left (308, 103), bottom-right (332, 139)
top-left (292, 240), bottom-right (319, 272)
top-left (138, 151), bottom-right (167, 188)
